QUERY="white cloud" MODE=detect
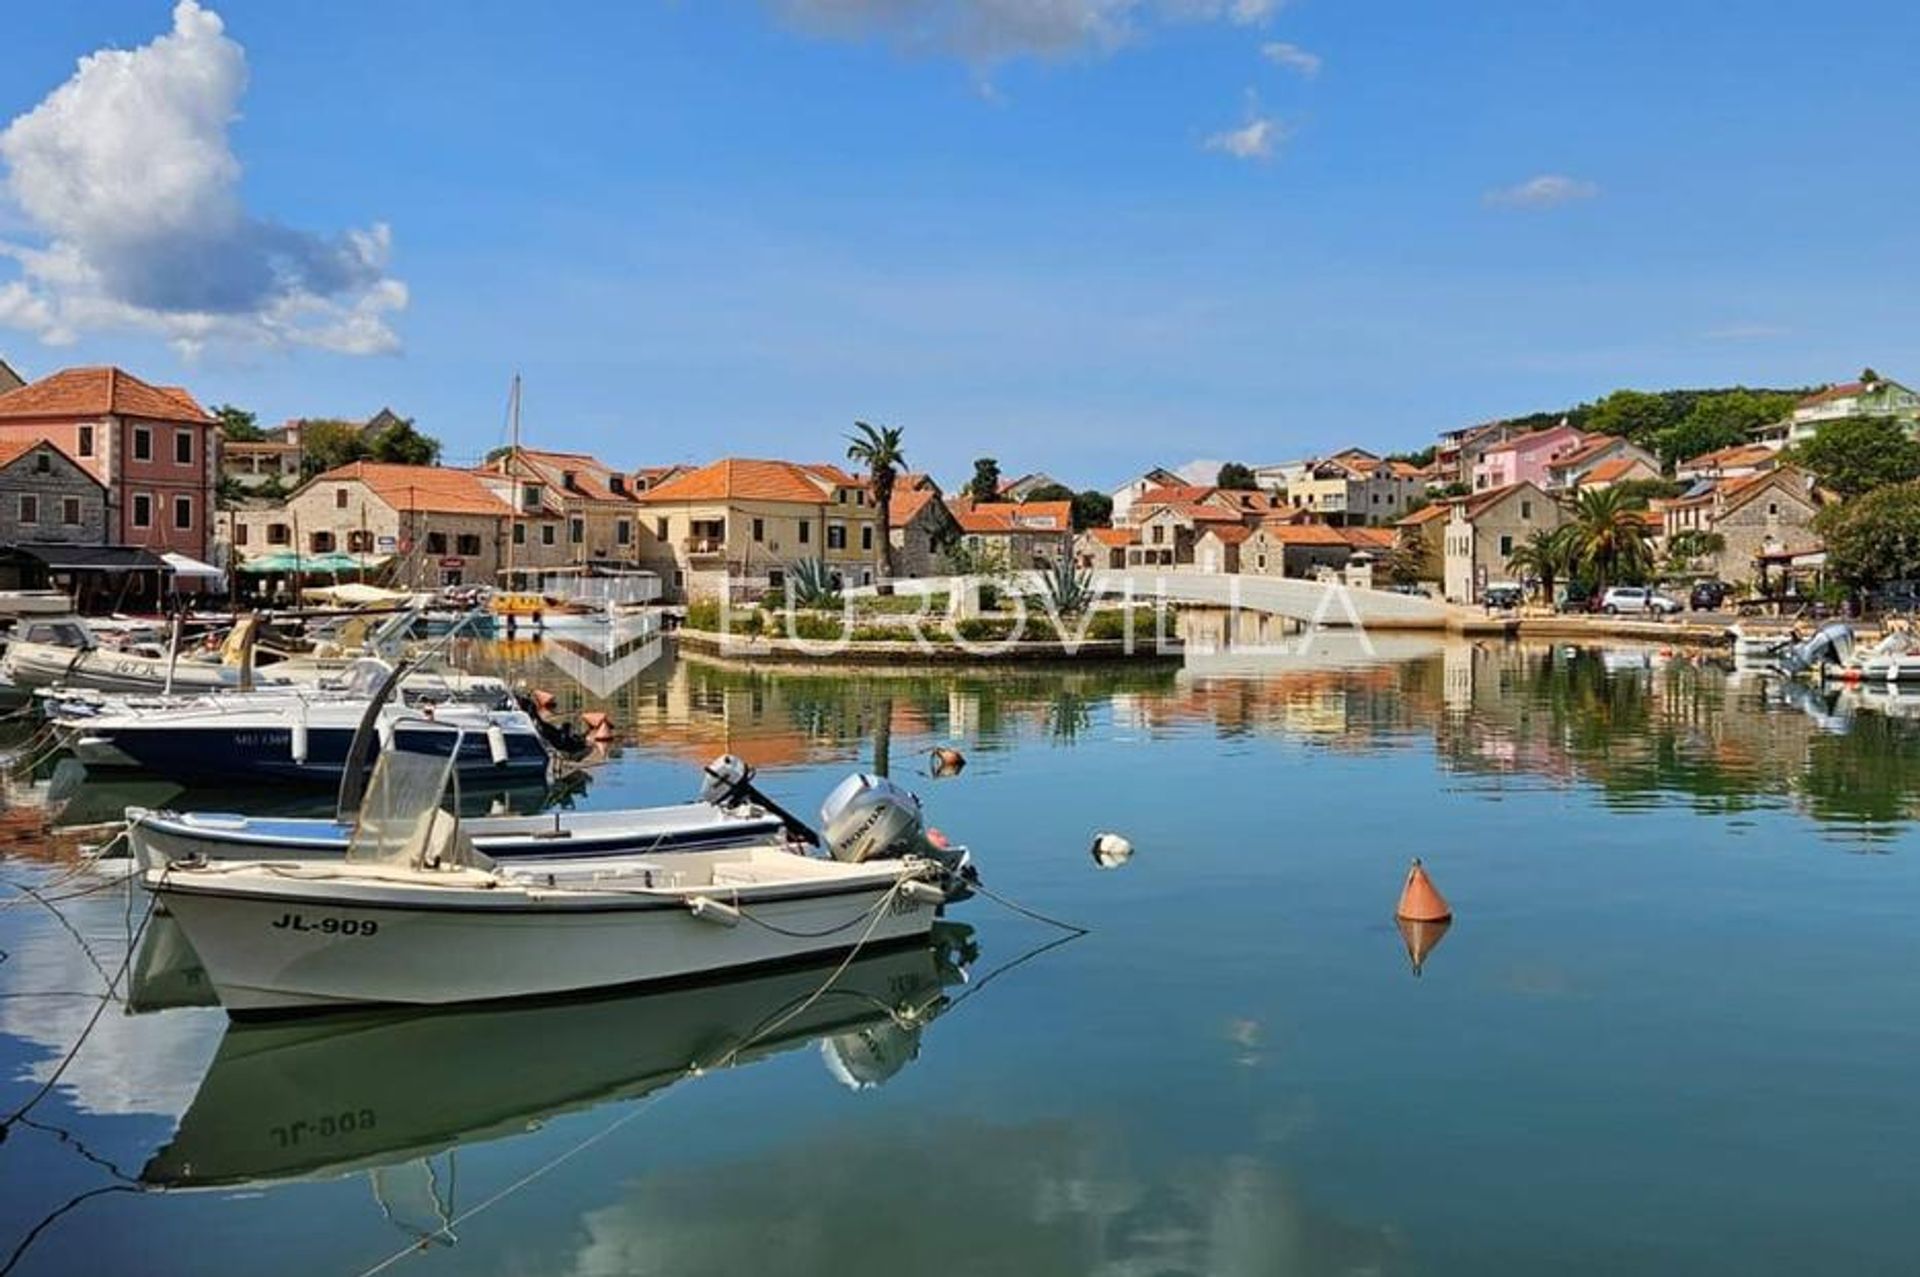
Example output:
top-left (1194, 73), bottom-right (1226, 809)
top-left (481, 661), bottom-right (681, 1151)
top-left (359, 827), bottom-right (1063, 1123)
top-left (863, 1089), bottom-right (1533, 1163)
top-left (0, 1), bottom-right (406, 357)
top-left (1260, 40), bottom-right (1320, 77)
top-left (773, 0), bottom-right (1286, 62)
top-left (1483, 174), bottom-right (1600, 209)
top-left (1204, 98), bottom-right (1286, 162)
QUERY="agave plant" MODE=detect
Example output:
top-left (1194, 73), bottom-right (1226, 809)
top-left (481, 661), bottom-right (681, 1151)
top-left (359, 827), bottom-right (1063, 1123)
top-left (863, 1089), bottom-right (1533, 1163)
top-left (1039, 554), bottom-right (1097, 617)
top-left (785, 557), bottom-right (841, 609)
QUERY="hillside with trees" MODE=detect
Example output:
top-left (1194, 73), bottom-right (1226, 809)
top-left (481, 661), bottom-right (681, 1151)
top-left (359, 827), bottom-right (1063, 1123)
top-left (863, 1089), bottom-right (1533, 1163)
top-left (1486, 385), bottom-right (1812, 468)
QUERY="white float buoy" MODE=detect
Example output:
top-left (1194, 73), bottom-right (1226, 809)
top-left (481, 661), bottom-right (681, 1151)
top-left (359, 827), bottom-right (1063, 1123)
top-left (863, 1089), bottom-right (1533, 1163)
top-left (289, 718), bottom-right (309, 764)
top-left (1090, 832), bottom-right (1134, 869)
top-left (487, 723), bottom-right (509, 765)
top-left (688, 896), bottom-right (741, 927)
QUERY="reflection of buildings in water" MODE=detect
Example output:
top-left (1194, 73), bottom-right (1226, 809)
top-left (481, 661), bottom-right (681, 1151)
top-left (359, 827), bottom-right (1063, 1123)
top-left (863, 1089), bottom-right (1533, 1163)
top-left (539, 632), bottom-right (669, 700)
top-left (555, 1122), bottom-right (1403, 1277)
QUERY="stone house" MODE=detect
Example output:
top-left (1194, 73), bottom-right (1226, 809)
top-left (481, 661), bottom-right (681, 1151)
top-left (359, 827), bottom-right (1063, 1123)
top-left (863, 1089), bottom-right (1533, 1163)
top-left (996, 472), bottom-right (1068, 502)
top-left (634, 458), bottom-right (881, 600)
top-left (1283, 450), bottom-right (1423, 526)
top-left (0, 439), bottom-right (108, 547)
top-left (888, 474), bottom-right (960, 578)
top-left (1240, 523), bottom-right (1369, 579)
top-left (227, 462), bottom-right (513, 590)
top-left (1195, 525), bottom-right (1251, 574)
top-left (0, 366), bottom-right (221, 562)
top-left (477, 448), bottom-right (646, 579)
top-left (1075, 527), bottom-right (1135, 571)
top-left (1661, 466), bottom-right (1821, 587)
top-left (0, 359), bottom-right (25, 393)
top-left (1443, 481), bottom-right (1567, 604)
top-left (947, 497), bottom-right (1074, 570)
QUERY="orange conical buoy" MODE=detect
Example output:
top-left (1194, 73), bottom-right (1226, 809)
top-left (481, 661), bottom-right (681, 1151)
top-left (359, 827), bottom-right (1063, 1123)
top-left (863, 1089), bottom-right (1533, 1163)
top-left (531, 688), bottom-right (558, 714)
top-left (580, 710), bottom-right (615, 743)
top-left (1395, 858), bottom-right (1452, 923)
top-left (1397, 915), bottom-right (1451, 977)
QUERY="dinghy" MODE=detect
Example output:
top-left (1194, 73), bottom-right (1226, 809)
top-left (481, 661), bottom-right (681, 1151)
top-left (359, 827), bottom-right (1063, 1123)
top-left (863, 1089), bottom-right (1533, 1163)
top-left (142, 752), bottom-right (974, 1013)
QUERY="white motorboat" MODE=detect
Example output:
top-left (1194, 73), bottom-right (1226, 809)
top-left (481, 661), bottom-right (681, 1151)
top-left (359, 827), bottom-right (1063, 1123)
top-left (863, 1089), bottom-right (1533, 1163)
top-left (125, 753), bottom-right (802, 867)
top-left (143, 754), bottom-right (972, 1013)
top-left (50, 682), bottom-right (554, 785)
top-left (0, 589), bottom-right (76, 619)
top-left (1, 615), bottom-right (300, 695)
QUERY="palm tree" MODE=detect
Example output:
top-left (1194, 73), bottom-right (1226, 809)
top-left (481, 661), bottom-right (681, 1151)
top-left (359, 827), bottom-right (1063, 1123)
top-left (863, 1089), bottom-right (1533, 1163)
top-left (846, 421), bottom-right (906, 596)
top-left (1567, 487), bottom-right (1655, 592)
top-left (1505, 525), bottom-right (1577, 603)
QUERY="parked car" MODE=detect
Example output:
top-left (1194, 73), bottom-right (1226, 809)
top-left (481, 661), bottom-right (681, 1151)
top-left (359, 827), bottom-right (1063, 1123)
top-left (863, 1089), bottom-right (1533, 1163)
top-left (1482, 583), bottom-right (1525, 610)
top-left (1689, 580), bottom-right (1729, 611)
top-left (1600, 586), bottom-right (1682, 616)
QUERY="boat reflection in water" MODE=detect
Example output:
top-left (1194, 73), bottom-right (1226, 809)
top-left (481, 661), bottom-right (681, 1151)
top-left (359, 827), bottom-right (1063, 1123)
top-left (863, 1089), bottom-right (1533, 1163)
top-left (141, 923), bottom-right (978, 1193)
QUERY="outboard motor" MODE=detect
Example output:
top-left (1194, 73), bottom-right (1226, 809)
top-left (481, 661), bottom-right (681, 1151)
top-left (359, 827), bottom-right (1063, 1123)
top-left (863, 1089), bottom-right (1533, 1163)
top-left (819, 773), bottom-right (975, 898)
top-left (700, 753), bottom-right (820, 846)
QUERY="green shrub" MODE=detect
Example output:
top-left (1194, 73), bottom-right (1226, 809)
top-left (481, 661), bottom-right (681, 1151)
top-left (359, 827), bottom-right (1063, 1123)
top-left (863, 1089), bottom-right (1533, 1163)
top-left (684, 598), bottom-right (722, 631)
top-left (783, 612), bottom-right (849, 642)
top-left (735, 608), bottom-right (765, 637)
top-left (850, 624), bottom-right (902, 642)
top-left (953, 617), bottom-right (1017, 643)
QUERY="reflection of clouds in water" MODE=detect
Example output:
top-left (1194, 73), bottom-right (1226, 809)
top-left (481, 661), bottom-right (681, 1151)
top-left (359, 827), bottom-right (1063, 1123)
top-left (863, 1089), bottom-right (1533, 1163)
top-left (552, 1118), bottom-right (1400, 1277)
top-left (0, 883), bottom-right (219, 1119)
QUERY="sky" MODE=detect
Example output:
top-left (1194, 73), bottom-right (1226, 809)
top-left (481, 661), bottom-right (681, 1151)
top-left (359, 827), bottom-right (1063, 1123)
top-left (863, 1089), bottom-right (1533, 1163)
top-left (2, 1), bottom-right (1917, 489)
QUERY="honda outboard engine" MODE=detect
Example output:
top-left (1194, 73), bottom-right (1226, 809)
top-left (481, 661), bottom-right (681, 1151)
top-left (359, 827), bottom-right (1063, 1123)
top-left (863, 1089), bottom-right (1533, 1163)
top-left (819, 773), bottom-right (974, 899)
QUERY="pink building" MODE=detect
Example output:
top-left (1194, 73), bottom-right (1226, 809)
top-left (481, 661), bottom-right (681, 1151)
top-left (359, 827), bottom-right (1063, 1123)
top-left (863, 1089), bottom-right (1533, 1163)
top-left (1472, 423), bottom-right (1586, 491)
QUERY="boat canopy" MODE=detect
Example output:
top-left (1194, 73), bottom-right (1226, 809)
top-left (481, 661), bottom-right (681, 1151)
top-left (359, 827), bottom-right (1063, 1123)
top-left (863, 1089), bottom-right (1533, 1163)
top-left (161, 551), bottom-right (224, 580)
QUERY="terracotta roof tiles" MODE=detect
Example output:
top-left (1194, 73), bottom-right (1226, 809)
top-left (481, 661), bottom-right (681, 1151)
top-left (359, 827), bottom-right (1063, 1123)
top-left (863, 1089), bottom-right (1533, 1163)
top-left (321, 462), bottom-right (514, 517)
top-left (636, 458), bottom-right (843, 505)
top-left (0, 366), bottom-right (215, 424)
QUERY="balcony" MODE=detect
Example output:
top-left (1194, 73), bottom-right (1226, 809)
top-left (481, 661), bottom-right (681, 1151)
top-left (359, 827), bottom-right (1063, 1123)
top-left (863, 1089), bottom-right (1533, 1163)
top-left (682, 535), bottom-right (726, 562)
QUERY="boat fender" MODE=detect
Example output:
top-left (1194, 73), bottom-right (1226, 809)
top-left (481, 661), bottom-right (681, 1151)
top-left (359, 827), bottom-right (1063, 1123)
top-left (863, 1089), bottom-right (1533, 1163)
top-left (487, 723), bottom-right (509, 766)
top-left (688, 896), bottom-right (741, 927)
top-left (376, 721), bottom-right (395, 752)
top-left (900, 880), bottom-right (946, 906)
top-left (290, 718), bottom-right (309, 765)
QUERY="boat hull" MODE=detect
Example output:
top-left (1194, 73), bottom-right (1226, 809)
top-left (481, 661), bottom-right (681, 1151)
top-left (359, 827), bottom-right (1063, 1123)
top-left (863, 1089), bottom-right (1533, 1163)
top-left (2, 641), bottom-right (290, 695)
top-left (150, 860), bottom-right (937, 1013)
top-left (69, 719), bottom-right (550, 784)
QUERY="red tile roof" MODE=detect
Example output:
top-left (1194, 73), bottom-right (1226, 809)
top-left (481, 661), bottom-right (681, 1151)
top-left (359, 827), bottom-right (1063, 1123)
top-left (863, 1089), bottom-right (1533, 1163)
top-left (1084, 527), bottom-right (1136, 547)
top-left (1201, 524), bottom-right (1253, 545)
top-left (486, 448), bottom-right (642, 503)
top-left (321, 462), bottom-right (513, 517)
top-left (1550, 433), bottom-right (1629, 470)
top-left (1578, 455), bottom-right (1650, 486)
top-left (889, 483), bottom-right (942, 527)
top-left (0, 366), bottom-right (214, 424)
top-left (1256, 522), bottom-right (1354, 547)
top-left (946, 498), bottom-right (1073, 535)
top-left (636, 458), bottom-right (844, 505)
top-left (1680, 442), bottom-right (1778, 471)
top-left (1798, 381), bottom-right (1867, 407)
top-left (1397, 503), bottom-right (1453, 526)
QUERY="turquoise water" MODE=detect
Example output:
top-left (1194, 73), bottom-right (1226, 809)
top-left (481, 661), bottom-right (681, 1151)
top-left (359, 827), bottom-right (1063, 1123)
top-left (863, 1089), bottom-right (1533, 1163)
top-left (4, 639), bottom-right (1920, 1274)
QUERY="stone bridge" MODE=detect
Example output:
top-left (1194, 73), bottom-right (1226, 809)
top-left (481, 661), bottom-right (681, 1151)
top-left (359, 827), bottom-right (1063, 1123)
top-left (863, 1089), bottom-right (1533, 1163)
top-left (875, 568), bottom-right (1456, 630)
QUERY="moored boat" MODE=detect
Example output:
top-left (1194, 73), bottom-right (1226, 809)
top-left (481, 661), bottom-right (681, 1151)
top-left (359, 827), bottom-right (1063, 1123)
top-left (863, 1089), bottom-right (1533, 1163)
top-left (142, 754), bottom-right (973, 1014)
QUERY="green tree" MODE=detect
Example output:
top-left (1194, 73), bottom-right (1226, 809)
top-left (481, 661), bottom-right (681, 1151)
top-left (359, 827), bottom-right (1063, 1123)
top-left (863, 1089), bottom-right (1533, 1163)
top-left (1505, 525), bottom-right (1579, 602)
top-left (846, 420), bottom-right (907, 594)
top-left (965, 457), bottom-right (1002, 501)
top-left (1663, 529), bottom-right (1726, 574)
top-left (212, 403), bottom-right (264, 442)
top-left (1815, 481), bottom-right (1920, 588)
top-left (299, 419), bottom-right (371, 477)
top-left (1654, 389), bottom-right (1796, 468)
top-left (1070, 489), bottom-right (1113, 530)
top-left (1023, 482), bottom-right (1076, 504)
top-left (1568, 486), bottom-right (1655, 590)
top-left (1216, 461), bottom-right (1259, 490)
top-left (1788, 416), bottom-right (1920, 499)
top-left (1585, 390), bottom-right (1680, 447)
top-left (366, 416), bottom-right (441, 466)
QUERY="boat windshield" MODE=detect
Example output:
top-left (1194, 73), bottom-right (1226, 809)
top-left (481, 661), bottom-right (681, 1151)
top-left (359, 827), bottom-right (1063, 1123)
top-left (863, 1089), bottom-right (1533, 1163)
top-left (346, 748), bottom-right (466, 868)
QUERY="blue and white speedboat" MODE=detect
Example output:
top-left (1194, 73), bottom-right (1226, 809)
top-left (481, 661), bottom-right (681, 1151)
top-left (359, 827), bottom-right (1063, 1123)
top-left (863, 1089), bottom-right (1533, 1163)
top-left (51, 691), bottom-right (552, 785)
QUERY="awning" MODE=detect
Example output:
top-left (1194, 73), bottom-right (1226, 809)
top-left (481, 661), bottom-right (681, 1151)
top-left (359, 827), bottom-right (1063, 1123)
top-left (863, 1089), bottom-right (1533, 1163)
top-left (239, 551), bottom-right (390, 575)
top-left (161, 551), bottom-right (224, 580)
top-left (0, 543), bottom-right (170, 573)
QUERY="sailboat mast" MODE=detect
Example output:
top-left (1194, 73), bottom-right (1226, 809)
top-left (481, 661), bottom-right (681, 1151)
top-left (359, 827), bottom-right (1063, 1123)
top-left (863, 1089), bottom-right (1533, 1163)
top-left (505, 374), bottom-right (521, 586)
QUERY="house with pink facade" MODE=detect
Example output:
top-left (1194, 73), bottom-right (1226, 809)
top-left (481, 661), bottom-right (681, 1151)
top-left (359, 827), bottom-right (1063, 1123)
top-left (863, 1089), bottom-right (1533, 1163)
top-left (1471, 423), bottom-right (1585, 491)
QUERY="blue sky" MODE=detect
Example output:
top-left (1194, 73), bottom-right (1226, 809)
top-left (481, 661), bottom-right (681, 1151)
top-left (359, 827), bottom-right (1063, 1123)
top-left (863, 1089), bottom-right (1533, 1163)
top-left (3, 1), bottom-right (1917, 488)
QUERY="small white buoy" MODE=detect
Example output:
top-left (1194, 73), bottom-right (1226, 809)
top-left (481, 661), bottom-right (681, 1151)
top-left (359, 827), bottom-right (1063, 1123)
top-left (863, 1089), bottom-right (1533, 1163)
top-left (289, 718), bottom-right (309, 765)
top-left (1090, 832), bottom-right (1133, 869)
top-left (376, 720), bottom-right (395, 752)
top-left (486, 723), bottom-right (509, 766)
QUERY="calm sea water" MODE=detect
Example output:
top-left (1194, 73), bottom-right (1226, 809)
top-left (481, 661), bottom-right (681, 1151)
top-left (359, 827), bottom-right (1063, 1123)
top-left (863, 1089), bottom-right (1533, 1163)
top-left (4, 634), bottom-right (1920, 1275)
